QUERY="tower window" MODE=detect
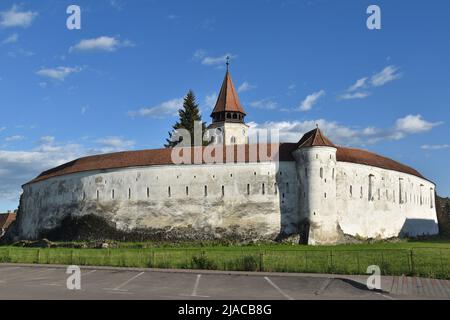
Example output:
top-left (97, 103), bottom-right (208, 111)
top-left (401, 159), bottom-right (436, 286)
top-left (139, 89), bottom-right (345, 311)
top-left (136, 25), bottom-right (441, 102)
top-left (230, 136), bottom-right (236, 144)
top-left (262, 183), bottom-right (265, 195)
top-left (147, 187), bottom-right (150, 198)
top-left (128, 188), bottom-right (131, 199)
top-left (204, 186), bottom-right (208, 197)
top-left (320, 168), bottom-right (323, 179)
top-left (96, 190), bottom-right (99, 200)
top-left (112, 189), bottom-right (115, 199)
top-left (186, 186), bottom-right (189, 196)
top-left (274, 183), bottom-right (278, 195)
top-left (168, 186), bottom-right (171, 197)
top-left (222, 186), bottom-right (225, 197)
top-left (247, 184), bottom-right (250, 195)
top-left (226, 113), bottom-right (231, 119)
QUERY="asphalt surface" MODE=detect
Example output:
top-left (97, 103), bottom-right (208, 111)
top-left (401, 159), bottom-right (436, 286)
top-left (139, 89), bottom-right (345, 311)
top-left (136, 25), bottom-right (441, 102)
top-left (0, 264), bottom-right (448, 300)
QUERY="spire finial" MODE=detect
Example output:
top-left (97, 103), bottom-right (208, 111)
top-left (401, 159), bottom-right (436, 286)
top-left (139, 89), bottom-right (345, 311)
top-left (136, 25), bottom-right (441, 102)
top-left (226, 56), bottom-right (230, 71)
top-left (316, 123), bottom-right (319, 129)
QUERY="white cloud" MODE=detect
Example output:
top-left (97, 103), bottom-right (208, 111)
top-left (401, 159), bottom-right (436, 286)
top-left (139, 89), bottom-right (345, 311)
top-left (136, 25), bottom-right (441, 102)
top-left (421, 144), bottom-right (449, 150)
top-left (340, 66), bottom-right (401, 101)
top-left (4, 135), bottom-right (25, 142)
top-left (371, 65), bottom-right (401, 87)
top-left (248, 115), bottom-right (441, 146)
top-left (249, 99), bottom-right (279, 110)
top-left (109, 0), bottom-right (125, 11)
top-left (70, 36), bottom-right (134, 53)
top-left (81, 106), bottom-right (89, 115)
top-left (204, 93), bottom-right (218, 109)
top-left (128, 98), bottom-right (183, 119)
top-left (2, 33), bottom-right (18, 44)
top-left (395, 114), bottom-right (442, 134)
top-left (193, 51), bottom-right (237, 67)
top-left (95, 136), bottom-right (135, 153)
top-left (338, 92), bottom-right (371, 100)
top-left (0, 134), bottom-right (138, 205)
top-left (347, 77), bottom-right (368, 92)
top-left (36, 66), bottom-right (81, 81)
top-left (0, 5), bottom-right (37, 28)
top-left (299, 90), bottom-right (325, 111)
top-left (0, 127), bottom-right (6, 132)
top-left (238, 81), bottom-right (257, 93)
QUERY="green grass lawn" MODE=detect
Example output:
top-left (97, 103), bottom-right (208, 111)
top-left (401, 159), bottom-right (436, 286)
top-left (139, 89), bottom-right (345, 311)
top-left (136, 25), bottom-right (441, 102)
top-left (1, 240), bottom-right (449, 279)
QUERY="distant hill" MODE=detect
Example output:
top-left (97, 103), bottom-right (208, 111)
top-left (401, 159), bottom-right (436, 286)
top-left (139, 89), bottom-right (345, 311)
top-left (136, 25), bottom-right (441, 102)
top-left (436, 195), bottom-right (450, 236)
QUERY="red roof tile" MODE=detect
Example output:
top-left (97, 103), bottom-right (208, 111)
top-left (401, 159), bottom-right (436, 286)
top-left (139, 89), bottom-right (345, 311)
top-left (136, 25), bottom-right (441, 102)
top-left (26, 143), bottom-right (430, 185)
top-left (211, 70), bottom-right (246, 116)
top-left (0, 213), bottom-right (16, 230)
top-left (297, 127), bottom-right (336, 148)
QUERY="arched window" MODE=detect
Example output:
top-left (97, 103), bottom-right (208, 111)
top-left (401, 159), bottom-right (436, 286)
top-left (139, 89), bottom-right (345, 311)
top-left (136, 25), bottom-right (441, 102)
top-left (96, 190), bottom-right (99, 200)
top-left (262, 183), bottom-right (265, 195)
top-left (168, 186), bottom-right (171, 198)
top-left (320, 168), bottom-right (323, 179)
top-left (226, 113), bottom-right (231, 119)
top-left (350, 185), bottom-right (353, 197)
top-left (230, 136), bottom-right (236, 144)
top-left (204, 186), bottom-right (208, 197)
top-left (222, 186), bottom-right (225, 197)
top-left (186, 186), bottom-right (189, 196)
top-left (232, 113), bottom-right (237, 119)
top-left (128, 188), bottom-right (131, 199)
top-left (112, 189), bottom-right (115, 199)
top-left (147, 187), bottom-right (150, 198)
top-left (247, 184), bottom-right (250, 195)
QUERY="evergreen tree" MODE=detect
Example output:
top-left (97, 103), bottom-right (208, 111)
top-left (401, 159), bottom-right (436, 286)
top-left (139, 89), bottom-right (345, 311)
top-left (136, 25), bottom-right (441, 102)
top-left (165, 90), bottom-right (207, 148)
top-left (445, 201), bottom-right (450, 217)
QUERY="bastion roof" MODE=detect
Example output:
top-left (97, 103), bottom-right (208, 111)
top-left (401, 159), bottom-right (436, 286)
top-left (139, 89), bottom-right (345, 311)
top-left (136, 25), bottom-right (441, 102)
top-left (26, 142), bottom-right (428, 185)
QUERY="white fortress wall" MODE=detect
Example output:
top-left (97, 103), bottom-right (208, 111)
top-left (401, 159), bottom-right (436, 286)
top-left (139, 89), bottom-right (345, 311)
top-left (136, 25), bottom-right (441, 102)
top-left (19, 161), bottom-right (300, 240)
top-left (335, 161), bottom-right (438, 239)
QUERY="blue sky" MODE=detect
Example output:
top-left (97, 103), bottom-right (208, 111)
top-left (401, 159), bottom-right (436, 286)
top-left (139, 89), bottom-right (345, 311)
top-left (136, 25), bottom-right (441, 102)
top-left (0, 0), bottom-right (449, 211)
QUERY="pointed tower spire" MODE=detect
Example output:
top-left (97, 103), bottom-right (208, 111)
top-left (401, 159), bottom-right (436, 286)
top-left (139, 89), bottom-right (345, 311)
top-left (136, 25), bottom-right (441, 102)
top-left (210, 61), bottom-right (246, 123)
top-left (297, 127), bottom-right (336, 148)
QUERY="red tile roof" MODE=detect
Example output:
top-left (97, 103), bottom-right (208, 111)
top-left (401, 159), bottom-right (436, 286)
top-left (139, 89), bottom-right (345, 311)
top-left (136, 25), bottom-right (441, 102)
top-left (26, 143), bottom-right (429, 185)
top-left (211, 70), bottom-right (246, 116)
top-left (0, 213), bottom-right (16, 230)
top-left (297, 127), bottom-right (336, 148)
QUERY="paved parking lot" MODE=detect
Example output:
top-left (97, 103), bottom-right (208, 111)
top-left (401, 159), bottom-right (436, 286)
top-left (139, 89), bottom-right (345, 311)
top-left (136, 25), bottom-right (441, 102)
top-left (0, 264), bottom-right (448, 300)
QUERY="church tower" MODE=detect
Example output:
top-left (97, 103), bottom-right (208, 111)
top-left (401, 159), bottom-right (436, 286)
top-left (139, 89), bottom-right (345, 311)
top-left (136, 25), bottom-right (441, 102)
top-left (208, 58), bottom-right (249, 145)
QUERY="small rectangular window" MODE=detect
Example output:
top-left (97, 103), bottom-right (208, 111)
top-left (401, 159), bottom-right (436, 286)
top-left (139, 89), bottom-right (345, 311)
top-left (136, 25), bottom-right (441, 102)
top-left (262, 183), bottom-right (265, 195)
top-left (168, 186), bottom-right (171, 197)
top-left (247, 184), bottom-right (250, 195)
top-left (147, 187), bottom-right (150, 198)
top-left (112, 189), bottom-right (115, 199)
top-left (204, 185), bottom-right (208, 197)
top-left (128, 188), bottom-right (131, 199)
top-left (186, 186), bottom-right (189, 196)
top-left (222, 186), bottom-right (225, 197)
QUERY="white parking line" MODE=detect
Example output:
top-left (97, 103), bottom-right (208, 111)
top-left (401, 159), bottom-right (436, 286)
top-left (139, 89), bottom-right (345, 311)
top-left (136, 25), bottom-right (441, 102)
top-left (104, 272), bottom-right (145, 292)
top-left (192, 274), bottom-right (201, 296)
top-left (264, 276), bottom-right (294, 300)
top-left (180, 274), bottom-right (210, 298)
